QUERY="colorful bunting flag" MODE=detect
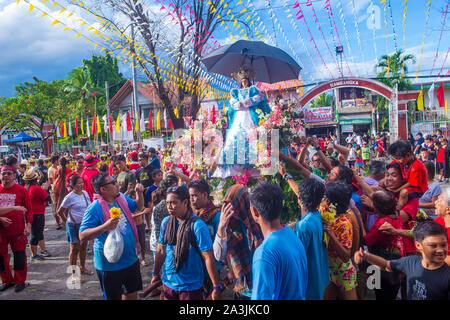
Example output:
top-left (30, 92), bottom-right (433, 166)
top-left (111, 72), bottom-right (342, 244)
top-left (148, 110), bottom-right (153, 129)
top-left (126, 113), bottom-right (132, 131)
top-left (417, 87), bottom-right (424, 111)
top-left (116, 114), bottom-right (121, 133)
top-left (437, 82), bottom-right (445, 108)
top-left (156, 109), bottom-right (161, 130)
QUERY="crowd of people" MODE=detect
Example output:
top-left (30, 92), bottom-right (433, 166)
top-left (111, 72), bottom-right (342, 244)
top-left (0, 130), bottom-right (449, 300)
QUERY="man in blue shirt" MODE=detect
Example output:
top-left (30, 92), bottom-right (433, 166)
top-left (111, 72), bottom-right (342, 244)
top-left (295, 178), bottom-right (330, 300)
top-left (249, 182), bottom-right (308, 300)
top-left (150, 186), bottom-right (222, 300)
top-left (148, 147), bottom-right (161, 169)
top-left (79, 173), bottom-right (145, 300)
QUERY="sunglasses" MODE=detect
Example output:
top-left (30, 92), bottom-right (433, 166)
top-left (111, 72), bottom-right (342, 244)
top-left (101, 179), bottom-right (117, 187)
top-left (1, 171), bottom-right (13, 176)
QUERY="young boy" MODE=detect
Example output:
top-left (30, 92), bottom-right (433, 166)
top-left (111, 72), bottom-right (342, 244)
top-left (295, 178), bottom-right (329, 300)
top-left (249, 183), bottom-right (308, 300)
top-left (388, 140), bottom-right (428, 211)
top-left (437, 138), bottom-right (448, 183)
top-left (354, 220), bottom-right (449, 300)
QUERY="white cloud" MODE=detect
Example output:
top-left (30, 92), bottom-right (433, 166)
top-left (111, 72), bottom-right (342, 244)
top-left (0, 1), bottom-right (94, 96)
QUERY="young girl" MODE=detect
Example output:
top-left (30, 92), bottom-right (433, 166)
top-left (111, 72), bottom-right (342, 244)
top-left (347, 143), bottom-right (356, 168)
top-left (323, 182), bottom-right (358, 300)
top-left (355, 145), bottom-right (364, 175)
top-left (437, 138), bottom-right (448, 182)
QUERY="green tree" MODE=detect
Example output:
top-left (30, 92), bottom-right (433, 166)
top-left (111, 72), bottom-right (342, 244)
top-left (309, 93), bottom-right (332, 109)
top-left (63, 67), bottom-right (96, 117)
top-left (374, 49), bottom-right (416, 130)
top-left (88, 0), bottom-right (251, 129)
top-left (0, 78), bottom-right (73, 144)
top-left (82, 54), bottom-right (126, 111)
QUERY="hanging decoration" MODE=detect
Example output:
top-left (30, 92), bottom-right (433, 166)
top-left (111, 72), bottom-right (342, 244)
top-left (415, 0), bottom-right (432, 78)
top-left (429, 1), bottom-right (449, 76)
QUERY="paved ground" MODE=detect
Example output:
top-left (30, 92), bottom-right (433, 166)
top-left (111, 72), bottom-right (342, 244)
top-left (0, 206), bottom-right (155, 300)
top-left (0, 206), bottom-right (235, 300)
top-left (7, 182), bottom-right (445, 300)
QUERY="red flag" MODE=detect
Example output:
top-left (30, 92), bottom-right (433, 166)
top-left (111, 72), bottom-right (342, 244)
top-left (92, 116), bottom-right (97, 135)
top-left (148, 110), bottom-right (153, 129)
top-left (60, 119), bottom-right (64, 136)
top-left (437, 82), bottom-right (445, 108)
top-left (92, 92), bottom-right (96, 97)
top-left (212, 105), bottom-right (216, 124)
top-left (109, 115), bottom-right (113, 132)
top-left (126, 112), bottom-right (132, 131)
top-left (75, 117), bottom-right (79, 136)
top-left (169, 119), bottom-right (173, 128)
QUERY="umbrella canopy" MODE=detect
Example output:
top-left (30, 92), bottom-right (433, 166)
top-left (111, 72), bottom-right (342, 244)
top-left (201, 40), bottom-right (301, 84)
top-left (4, 132), bottom-right (41, 143)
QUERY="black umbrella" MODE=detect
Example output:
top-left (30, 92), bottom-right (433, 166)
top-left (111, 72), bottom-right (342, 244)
top-left (201, 40), bottom-right (301, 84)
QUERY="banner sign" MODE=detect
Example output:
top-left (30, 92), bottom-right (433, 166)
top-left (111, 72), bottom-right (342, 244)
top-left (304, 107), bottom-right (332, 123)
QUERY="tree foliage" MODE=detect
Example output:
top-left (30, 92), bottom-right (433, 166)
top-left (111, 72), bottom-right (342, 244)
top-left (309, 93), bottom-right (332, 109)
top-left (374, 50), bottom-right (416, 131)
top-left (0, 78), bottom-right (74, 141)
top-left (91, 0), bottom-right (249, 129)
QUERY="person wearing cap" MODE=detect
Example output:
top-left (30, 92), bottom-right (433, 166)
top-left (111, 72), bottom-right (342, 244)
top-left (81, 155), bottom-right (100, 202)
top-left (0, 165), bottom-right (32, 293)
top-left (128, 151), bottom-right (140, 173)
top-left (148, 147), bottom-right (161, 169)
top-left (23, 170), bottom-right (51, 261)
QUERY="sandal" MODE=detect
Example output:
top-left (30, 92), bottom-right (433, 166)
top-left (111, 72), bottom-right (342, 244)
top-left (80, 268), bottom-right (94, 275)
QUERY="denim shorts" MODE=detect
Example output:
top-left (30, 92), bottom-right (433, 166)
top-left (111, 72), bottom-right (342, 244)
top-left (66, 222), bottom-right (81, 244)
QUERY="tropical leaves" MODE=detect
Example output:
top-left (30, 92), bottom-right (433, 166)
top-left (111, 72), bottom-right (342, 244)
top-left (375, 49), bottom-right (416, 91)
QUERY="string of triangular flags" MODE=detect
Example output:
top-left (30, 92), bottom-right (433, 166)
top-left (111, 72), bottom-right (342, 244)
top-left (54, 109), bottom-right (179, 139)
top-left (18, 0), bottom-right (231, 101)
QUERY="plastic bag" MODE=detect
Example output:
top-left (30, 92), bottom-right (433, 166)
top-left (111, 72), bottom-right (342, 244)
top-left (104, 227), bottom-right (124, 263)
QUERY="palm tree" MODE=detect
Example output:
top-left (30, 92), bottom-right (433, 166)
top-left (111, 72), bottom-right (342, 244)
top-left (63, 68), bottom-right (96, 117)
top-left (309, 93), bottom-right (332, 109)
top-left (375, 49), bottom-right (416, 90)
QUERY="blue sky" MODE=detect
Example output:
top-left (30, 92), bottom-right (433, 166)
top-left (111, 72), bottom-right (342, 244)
top-left (0, 0), bottom-right (449, 97)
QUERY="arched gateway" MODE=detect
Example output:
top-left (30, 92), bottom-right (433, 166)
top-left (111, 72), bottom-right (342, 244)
top-left (297, 77), bottom-right (420, 142)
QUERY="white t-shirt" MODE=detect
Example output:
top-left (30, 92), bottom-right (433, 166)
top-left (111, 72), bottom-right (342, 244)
top-left (60, 190), bottom-right (91, 224)
top-left (348, 147), bottom-right (356, 161)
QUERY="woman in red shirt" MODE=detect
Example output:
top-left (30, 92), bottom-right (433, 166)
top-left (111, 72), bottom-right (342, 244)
top-left (23, 170), bottom-right (51, 260)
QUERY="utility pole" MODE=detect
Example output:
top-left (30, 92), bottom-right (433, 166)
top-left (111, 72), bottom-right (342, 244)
top-left (131, 24), bottom-right (142, 146)
top-left (105, 80), bottom-right (112, 150)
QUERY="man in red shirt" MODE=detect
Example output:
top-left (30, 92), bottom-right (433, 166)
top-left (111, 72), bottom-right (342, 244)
top-left (81, 155), bottom-right (100, 202)
top-left (0, 165), bottom-right (32, 293)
